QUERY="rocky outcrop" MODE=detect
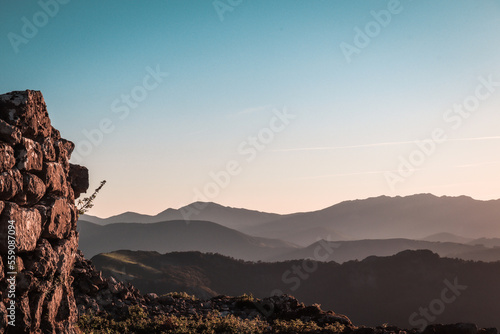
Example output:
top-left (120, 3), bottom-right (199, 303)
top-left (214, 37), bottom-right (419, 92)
top-left (72, 250), bottom-right (358, 330)
top-left (0, 90), bottom-right (89, 334)
top-left (72, 251), bottom-right (145, 317)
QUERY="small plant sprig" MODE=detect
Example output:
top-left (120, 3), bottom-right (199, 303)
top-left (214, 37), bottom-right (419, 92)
top-left (77, 180), bottom-right (106, 216)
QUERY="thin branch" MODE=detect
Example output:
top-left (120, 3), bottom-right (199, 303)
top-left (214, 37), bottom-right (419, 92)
top-left (77, 180), bottom-right (107, 216)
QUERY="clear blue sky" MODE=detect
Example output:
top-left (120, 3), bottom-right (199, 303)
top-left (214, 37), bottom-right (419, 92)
top-left (1, 0), bottom-right (500, 217)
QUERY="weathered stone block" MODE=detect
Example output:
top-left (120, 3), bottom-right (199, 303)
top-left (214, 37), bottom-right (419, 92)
top-left (41, 162), bottom-right (70, 197)
top-left (15, 137), bottom-right (43, 172)
top-left (69, 164), bottom-right (89, 198)
top-left (53, 231), bottom-right (79, 278)
top-left (0, 90), bottom-right (52, 140)
top-left (55, 139), bottom-right (75, 163)
top-left (0, 143), bottom-right (15, 172)
top-left (0, 169), bottom-right (23, 201)
top-left (40, 197), bottom-right (73, 239)
top-left (0, 119), bottom-right (21, 145)
top-left (42, 137), bottom-right (56, 162)
top-left (0, 202), bottom-right (42, 254)
top-left (14, 172), bottom-right (46, 206)
top-left (23, 239), bottom-right (57, 278)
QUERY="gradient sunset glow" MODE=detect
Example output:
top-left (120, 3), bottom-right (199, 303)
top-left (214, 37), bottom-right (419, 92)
top-left (1, 0), bottom-right (499, 217)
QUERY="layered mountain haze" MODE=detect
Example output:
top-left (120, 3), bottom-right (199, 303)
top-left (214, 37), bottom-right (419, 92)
top-left (82, 202), bottom-right (282, 229)
top-left (247, 194), bottom-right (500, 243)
top-left (420, 232), bottom-right (475, 244)
top-left (83, 194), bottom-right (500, 247)
top-left (468, 238), bottom-right (500, 248)
top-left (78, 217), bottom-right (500, 263)
top-left (77, 219), bottom-right (298, 259)
top-left (272, 238), bottom-right (494, 263)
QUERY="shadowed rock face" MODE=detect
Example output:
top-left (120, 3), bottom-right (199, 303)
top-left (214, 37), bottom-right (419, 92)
top-left (0, 90), bottom-right (89, 334)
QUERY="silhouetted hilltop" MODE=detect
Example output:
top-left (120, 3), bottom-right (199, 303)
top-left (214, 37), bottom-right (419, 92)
top-left (92, 249), bottom-right (500, 329)
top-left (421, 232), bottom-right (474, 243)
top-left (271, 238), bottom-right (490, 263)
top-left (81, 201), bottom-right (281, 230)
top-left (78, 219), bottom-right (298, 259)
top-left (78, 219), bottom-right (500, 263)
top-left (249, 194), bottom-right (500, 244)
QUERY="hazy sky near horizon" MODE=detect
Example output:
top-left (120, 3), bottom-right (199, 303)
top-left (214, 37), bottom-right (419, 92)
top-left (1, 0), bottom-right (500, 217)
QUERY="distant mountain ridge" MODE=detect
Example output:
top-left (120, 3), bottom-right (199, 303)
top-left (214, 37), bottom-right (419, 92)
top-left (248, 194), bottom-right (500, 243)
top-left (77, 219), bottom-right (298, 259)
top-left (78, 218), bottom-right (500, 263)
top-left (81, 201), bottom-right (282, 230)
top-left (82, 194), bottom-right (500, 246)
top-left (421, 232), bottom-right (474, 244)
top-left (271, 238), bottom-right (492, 263)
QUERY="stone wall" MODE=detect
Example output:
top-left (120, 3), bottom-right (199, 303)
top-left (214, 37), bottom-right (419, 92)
top-left (0, 90), bottom-right (89, 334)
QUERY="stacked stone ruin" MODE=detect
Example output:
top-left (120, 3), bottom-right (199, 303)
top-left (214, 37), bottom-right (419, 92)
top-left (0, 90), bottom-right (89, 334)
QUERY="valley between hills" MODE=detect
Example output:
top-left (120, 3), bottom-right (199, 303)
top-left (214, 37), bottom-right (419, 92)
top-left (79, 194), bottom-right (500, 329)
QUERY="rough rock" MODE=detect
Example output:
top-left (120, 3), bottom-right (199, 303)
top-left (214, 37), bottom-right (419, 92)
top-left (0, 90), bottom-right (52, 140)
top-left (0, 119), bottom-right (21, 145)
top-left (0, 143), bottom-right (15, 172)
top-left (15, 137), bottom-right (43, 171)
top-left (39, 196), bottom-right (77, 239)
top-left (0, 168), bottom-right (23, 201)
top-left (68, 164), bottom-right (89, 199)
top-left (0, 90), bottom-right (89, 334)
top-left (14, 172), bottom-right (46, 206)
top-left (0, 202), bottom-right (42, 253)
top-left (41, 162), bottom-right (70, 197)
top-left (54, 139), bottom-right (74, 164)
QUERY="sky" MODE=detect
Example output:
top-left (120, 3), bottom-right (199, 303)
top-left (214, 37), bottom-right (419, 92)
top-left (1, 0), bottom-right (500, 218)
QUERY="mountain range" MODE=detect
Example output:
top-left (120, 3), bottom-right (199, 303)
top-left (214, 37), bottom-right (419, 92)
top-left (79, 193), bottom-right (500, 329)
top-left (79, 194), bottom-right (500, 262)
top-left (81, 194), bottom-right (500, 246)
top-left (78, 219), bottom-right (500, 263)
top-left (77, 219), bottom-right (297, 260)
top-left (81, 201), bottom-right (280, 230)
